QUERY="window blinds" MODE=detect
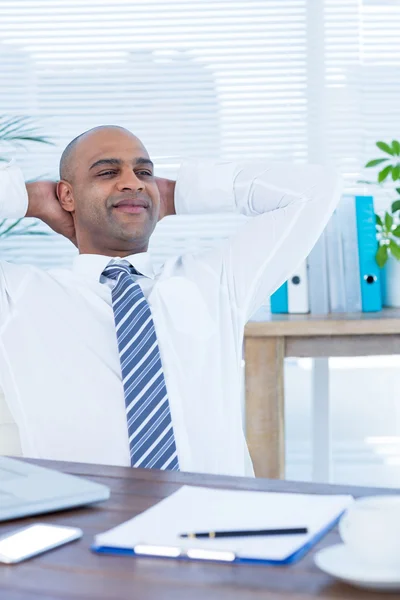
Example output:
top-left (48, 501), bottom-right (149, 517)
top-left (0, 0), bottom-right (398, 269)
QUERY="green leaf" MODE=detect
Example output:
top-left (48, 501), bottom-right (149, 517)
top-left (391, 200), bottom-right (400, 213)
top-left (0, 218), bottom-right (25, 237)
top-left (392, 164), bottom-right (400, 181)
top-left (385, 211), bottom-right (394, 231)
top-left (392, 140), bottom-right (400, 156)
top-left (17, 231), bottom-right (49, 236)
top-left (376, 213), bottom-right (383, 226)
top-left (376, 244), bottom-right (389, 268)
top-left (378, 165), bottom-right (393, 183)
top-left (0, 116), bottom-right (29, 137)
top-left (365, 158), bottom-right (389, 168)
top-left (396, 188), bottom-right (400, 195)
top-left (377, 141), bottom-right (395, 156)
top-left (0, 217), bottom-right (49, 239)
top-left (392, 226), bottom-right (400, 238)
top-left (11, 136), bottom-right (53, 146)
top-left (0, 115), bottom-right (53, 150)
top-left (390, 239), bottom-right (400, 260)
top-left (0, 118), bottom-right (31, 139)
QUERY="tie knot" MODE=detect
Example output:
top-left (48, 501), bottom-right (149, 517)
top-left (102, 260), bottom-right (138, 281)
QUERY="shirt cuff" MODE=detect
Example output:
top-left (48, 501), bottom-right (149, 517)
top-left (0, 160), bottom-right (28, 218)
top-left (174, 160), bottom-right (240, 215)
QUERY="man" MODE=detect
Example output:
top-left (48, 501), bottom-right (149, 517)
top-left (0, 126), bottom-right (342, 476)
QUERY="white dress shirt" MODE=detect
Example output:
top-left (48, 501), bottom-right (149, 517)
top-left (0, 159), bottom-right (342, 476)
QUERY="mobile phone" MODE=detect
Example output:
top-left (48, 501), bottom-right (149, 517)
top-left (0, 523), bottom-right (83, 564)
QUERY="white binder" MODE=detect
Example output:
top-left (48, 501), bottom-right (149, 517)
top-left (287, 260), bottom-right (309, 314)
top-left (336, 196), bottom-right (362, 313)
top-left (325, 211), bottom-right (346, 313)
top-left (307, 231), bottom-right (329, 315)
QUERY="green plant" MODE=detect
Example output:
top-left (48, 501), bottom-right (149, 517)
top-left (362, 140), bottom-right (400, 267)
top-left (0, 218), bottom-right (49, 239)
top-left (0, 115), bottom-right (53, 240)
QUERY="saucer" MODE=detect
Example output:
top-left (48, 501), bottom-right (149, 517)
top-left (314, 544), bottom-right (400, 592)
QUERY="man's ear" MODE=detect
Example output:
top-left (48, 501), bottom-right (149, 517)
top-left (57, 180), bottom-right (75, 213)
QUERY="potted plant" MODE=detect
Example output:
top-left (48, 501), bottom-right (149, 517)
top-left (0, 115), bottom-right (52, 243)
top-left (363, 140), bottom-right (400, 307)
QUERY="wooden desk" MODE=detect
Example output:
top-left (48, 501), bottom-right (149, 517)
top-left (0, 459), bottom-right (398, 600)
top-left (244, 308), bottom-right (400, 480)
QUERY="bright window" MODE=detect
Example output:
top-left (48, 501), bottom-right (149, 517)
top-left (0, 0), bottom-right (399, 269)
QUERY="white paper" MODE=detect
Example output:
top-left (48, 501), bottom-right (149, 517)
top-left (95, 486), bottom-right (353, 562)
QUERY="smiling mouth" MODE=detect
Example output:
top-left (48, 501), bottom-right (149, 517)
top-left (112, 199), bottom-right (149, 214)
top-left (113, 205), bottom-right (147, 214)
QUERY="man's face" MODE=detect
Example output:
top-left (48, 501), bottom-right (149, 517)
top-left (59, 129), bottom-right (161, 255)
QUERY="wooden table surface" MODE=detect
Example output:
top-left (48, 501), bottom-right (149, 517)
top-left (245, 307), bottom-right (400, 337)
top-left (0, 459), bottom-right (399, 600)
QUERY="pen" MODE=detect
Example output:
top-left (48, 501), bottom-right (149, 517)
top-left (179, 527), bottom-right (308, 539)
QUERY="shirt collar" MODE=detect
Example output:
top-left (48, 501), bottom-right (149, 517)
top-left (72, 252), bottom-right (157, 281)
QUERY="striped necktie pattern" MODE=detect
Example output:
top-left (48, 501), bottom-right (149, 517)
top-left (102, 260), bottom-right (179, 471)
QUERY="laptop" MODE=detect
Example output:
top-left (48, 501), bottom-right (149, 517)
top-left (0, 457), bottom-right (110, 522)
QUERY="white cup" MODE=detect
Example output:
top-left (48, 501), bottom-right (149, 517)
top-left (339, 496), bottom-right (400, 569)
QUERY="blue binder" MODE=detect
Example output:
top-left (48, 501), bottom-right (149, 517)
top-left (355, 195), bottom-right (382, 312)
top-left (270, 281), bottom-right (288, 314)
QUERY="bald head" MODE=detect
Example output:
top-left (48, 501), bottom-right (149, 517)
top-left (56, 125), bottom-right (160, 256)
top-left (59, 125), bottom-right (138, 182)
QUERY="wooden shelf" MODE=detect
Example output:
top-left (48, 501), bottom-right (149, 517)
top-left (245, 308), bottom-right (400, 337)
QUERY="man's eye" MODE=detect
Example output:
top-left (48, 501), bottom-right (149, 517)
top-left (98, 171), bottom-right (117, 177)
top-left (137, 170), bottom-right (153, 177)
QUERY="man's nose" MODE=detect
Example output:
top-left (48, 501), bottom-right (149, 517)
top-left (116, 169), bottom-right (144, 192)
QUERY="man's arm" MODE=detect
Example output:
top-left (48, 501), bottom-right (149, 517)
top-left (0, 160), bottom-right (28, 218)
top-left (155, 177), bottom-right (176, 220)
top-left (26, 180), bottom-right (77, 244)
top-left (0, 161), bottom-right (30, 323)
top-left (174, 160), bottom-right (343, 324)
top-left (0, 162), bottom-right (78, 322)
top-left (0, 161), bottom-right (77, 244)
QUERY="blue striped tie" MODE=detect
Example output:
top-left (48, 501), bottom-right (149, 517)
top-left (102, 260), bottom-right (179, 471)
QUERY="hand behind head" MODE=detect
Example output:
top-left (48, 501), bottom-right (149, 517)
top-left (26, 180), bottom-right (77, 246)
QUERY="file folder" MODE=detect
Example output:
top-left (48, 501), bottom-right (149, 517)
top-left (308, 231), bottom-right (329, 315)
top-left (336, 195), bottom-right (362, 313)
top-left (325, 211), bottom-right (346, 313)
top-left (92, 486), bottom-right (353, 566)
top-left (355, 195), bottom-right (382, 312)
top-left (270, 262), bottom-right (309, 315)
top-left (287, 260), bottom-right (309, 314)
top-left (270, 281), bottom-right (288, 314)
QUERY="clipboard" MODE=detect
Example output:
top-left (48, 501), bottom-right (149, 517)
top-left (92, 485), bottom-right (353, 565)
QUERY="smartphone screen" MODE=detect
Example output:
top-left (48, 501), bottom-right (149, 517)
top-left (0, 523), bottom-right (82, 563)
